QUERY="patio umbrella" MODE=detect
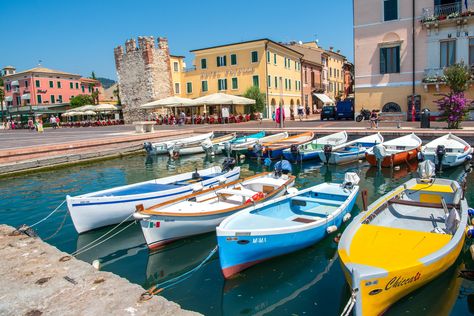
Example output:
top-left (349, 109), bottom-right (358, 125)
top-left (191, 93), bottom-right (255, 105)
top-left (84, 110), bottom-right (97, 115)
top-left (140, 96), bottom-right (194, 109)
top-left (95, 104), bottom-right (118, 111)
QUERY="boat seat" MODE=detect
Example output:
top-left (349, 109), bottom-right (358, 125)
top-left (388, 198), bottom-right (456, 209)
top-left (291, 196), bottom-right (342, 206)
top-left (217, 188), bottom-right (256, 198)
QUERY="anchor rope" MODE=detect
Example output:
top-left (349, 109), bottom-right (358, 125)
top-left (340, 289), bottom-right (357, 316)
top-left (43, 210), bottom-right (69, 241)
top-left (30, 200), bottom-right (66, 228)
top-left (72, 221), bottom-right (135, 257)
top-left (141, 245), bottom-right (218, 298)
top-left (71, 212), bottom-right (135, 257)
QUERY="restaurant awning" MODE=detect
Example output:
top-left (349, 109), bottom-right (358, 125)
top-left (313, 93), bottom-right (335, 105)
top-left (21, 93), bottom-right (31, 100)
top-left (5, 96), bottom-right (13, 102)
top-left (11, 81), bottom-right (19, 86)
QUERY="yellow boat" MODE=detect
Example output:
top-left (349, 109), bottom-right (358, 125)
top-left (338, 164), bottom-right (468, 316)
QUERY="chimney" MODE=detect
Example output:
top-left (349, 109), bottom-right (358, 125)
top-left (337, 49), bottom-right (341, 54)
top-left (329, 46), bottom-right (334, 52)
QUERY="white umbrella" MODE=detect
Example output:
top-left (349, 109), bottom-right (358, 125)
top-left (84, 110), bottom-right (97, 115)
top-left (191, 93), bottom-right (255, 105)
top-left (61, 112), bottom-right (70, 117)
top-left (140, 96), bottom-right (195, 109)
top-left (95, 104), bottom-right (118, 111)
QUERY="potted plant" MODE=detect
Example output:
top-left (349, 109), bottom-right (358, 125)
top-left (438, 14), bottom-right (447, 20)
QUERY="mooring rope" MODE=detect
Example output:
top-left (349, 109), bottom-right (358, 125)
top-left (140, 245), bottom-right (218, 301)
top-left (340, 289), bottom-right (357, 316)
top-left (30, 200), bottom-right (66, 228)
top-left (71, 213), bottom-right (135, 257)
top-left (43, 210), bottom-right (69, 241)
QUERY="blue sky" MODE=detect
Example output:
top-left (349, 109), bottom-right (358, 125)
top-left (1, 0), bottom-right (353, 80)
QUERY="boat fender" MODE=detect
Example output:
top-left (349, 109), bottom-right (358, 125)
top-left (287, 187), bottom-right (298, 195)
top-left (467, 226), bottom-right (474, 238)
top-left (417, 151), bottom-right (424, 162)
top-left (326, 225), bottom-right (338, 234)
top-left (394, 165), bottom-right (400, 171)
top-left (245, 192), bottom-right (265, 204)
top-left (133, 212), bottom-right (150, 220)
top-left (467, 154), bottom-right (473, 162)
top-left (92, 259), bottom-right (101, 270)
top-left (468, 208), bottom-right (474, 217)
top-left (264, 157), bottom-right (272, 167)
top-left (343, 213), bottom-right (351, 222)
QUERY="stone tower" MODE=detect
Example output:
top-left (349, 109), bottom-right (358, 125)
top-left (114, 36), bottom-right (173, 123)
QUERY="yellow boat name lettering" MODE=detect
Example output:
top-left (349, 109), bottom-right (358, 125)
top-left (385, 273), bottom-right (421, 290)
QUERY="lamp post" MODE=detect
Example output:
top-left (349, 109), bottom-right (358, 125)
top-left (279, 77), bottom-right (283, 128)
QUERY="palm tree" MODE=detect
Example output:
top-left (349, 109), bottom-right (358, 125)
top-left (113, 86), bottom-right (121, 105)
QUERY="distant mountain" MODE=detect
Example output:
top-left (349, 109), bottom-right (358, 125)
top-left (97, 77), bottom-right (116, 89)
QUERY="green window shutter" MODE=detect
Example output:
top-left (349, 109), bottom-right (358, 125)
top-left (274, 53), bottom-right (277, 64)
top-left (380, 48), bottom-right (386, 74)
top-left (37, 95), bottom-right (42, 104)
top-left (57, 81), bottom-right (61, 88)
top-left (70, 82), bottom-right (73, 89)
top-left (284, 58), bottom-right (287, 68)
top-left (253, 75), bottom-right (259, 87)
top-left (187, 82), bottom-right (192, 93)
top-left (76, 83), bottom-right (79, 89)
top-left (289, 80), bottom-right (292, 90)
top-left (231, 54), bottom-right (237, 65)
top-left (395, 46), bottom-right (400, 72)
top-left (35, 80), bottom-right (40, 87)
top-left (49, 81), bottom-right (53, 88)
top-left (275, 77), bottom-right (278, 88)
top-left (58, 95), bottom-right (62, 103)
top-left (288, 60), bottom-right (291, 69)
top-left (268, 75), bottom-right (271, 88)
top-left (50, 95), bottom-right (55, 103)
top-left (224, 79), bottom-right (228, 90)
top-left (201, 59), bottom-right (207, 69)
top-left (232, 78), bottom-right (238, 89)
top-left (82, 85), bottom-right (85, 92)
top-left (217, 56), bottom-right (221, 67)
top-left (267, 51), bottom-right (270, 63)
top-left (223, 56), bottom-right (227, 66)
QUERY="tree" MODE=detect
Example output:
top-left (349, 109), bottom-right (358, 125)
top-left (243, 86), bottom-right (265, 114)
top-left (70, 94), bottom-right (94, 108)
top-left (435, 63), bottom-right (471, 129)
top-left (113, 86), bottom-right (121, 106)
top-left (91, 71), bottom-right (96, 80)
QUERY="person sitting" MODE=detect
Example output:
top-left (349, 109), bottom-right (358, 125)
top-left (370, 109), bottom-right (378, 129)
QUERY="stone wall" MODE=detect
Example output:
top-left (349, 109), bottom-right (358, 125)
top-left (114, 36), bottom-right (174, 123)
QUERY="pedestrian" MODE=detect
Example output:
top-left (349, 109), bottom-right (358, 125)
top-left (28, 118), bottom-right (34, 131)
top-left (56, 116), bottom-right (60, 128)
top-left (258, 111), bottom-right (263, 124)
top-left (11, 120), bottom-right (16, 130)
top-left (50, 115), bottom-right (56, 129)
top-left (370, 109), bottom-right (378, 129)
top-left (305, 105), bottom-right (310, 118)
top-left (275, 107), bottom-right (285, 128)
top-left (297, 104), bottom-right (304, 121)
top-left (272, 110), bottom-right (275, 122)
top-left (180, 111), bottom-right (185, 126)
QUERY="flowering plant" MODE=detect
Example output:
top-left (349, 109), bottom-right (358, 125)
top-left (435, 93), bottom-right (470, 129)
top-left (447, 12), bottom-right (460, 19)
top-left (422, 15), bottom-right (438, 23)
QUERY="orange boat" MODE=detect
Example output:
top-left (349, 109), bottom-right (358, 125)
top-left (365, 133), bottom-right (422, 168)
top-left (253, 132), bottom-right (314, 159)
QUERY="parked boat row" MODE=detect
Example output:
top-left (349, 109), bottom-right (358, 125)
top-left (144, 131), bottom-right (473, 169)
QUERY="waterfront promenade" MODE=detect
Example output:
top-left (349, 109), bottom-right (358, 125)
top-left (2, 118), bottom-right (474, 176)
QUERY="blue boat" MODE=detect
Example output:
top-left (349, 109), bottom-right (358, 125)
top-left (230, 131), bottom-right (265, 144)
top-left (216, 173), bottom-right (360, 278)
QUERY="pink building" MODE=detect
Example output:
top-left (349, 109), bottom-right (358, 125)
top-left (2, 66), bottom-right (101, 109)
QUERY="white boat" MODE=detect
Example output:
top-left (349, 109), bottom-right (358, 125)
top-left (66, 163), bottom-right (241, 233)
top-left (233, 132), bottom-right (289, 154)
top-left (318, 133), bottom-right (384, 164)
top-left (134, 172), bottom-right (296, 250)
top-left (201, 133), bottom-right (238, 155)
top-left (365, 133), bottom-right (422, 168)
top-left (144, 132), bottom-right (214, 155)
top-left (421, 133), bottom-right (473, 169)
top-left (170, 133), bottom-right (236, 156)
top-left (282, 131), bottom-right (348, 162)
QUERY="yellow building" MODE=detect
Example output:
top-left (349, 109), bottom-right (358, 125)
top-left (326, 49), bottom-right (346, 100)
top-left (169, 55), bottom-right (186, 96)
top-left (180, 39), bottom-right (303, 117)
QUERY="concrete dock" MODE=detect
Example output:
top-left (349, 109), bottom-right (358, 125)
top-left (0, 225), bottom-right (199, 316)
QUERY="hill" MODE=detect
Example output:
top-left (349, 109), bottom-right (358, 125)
top-left (97, 77), bottom-right (116, 89)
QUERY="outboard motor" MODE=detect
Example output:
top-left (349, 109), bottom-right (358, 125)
top-left (253, 143), bottom-right (263, 158)
top-left (373, 144), bottom-right (387, 170)
top-left (192, 168), bottom-right (201, 180)
top-left (222, 157), bottom-right (236, 172)
top-left (436, 145), bottom-right (446, 171)
top-left (274, 160), bottom-right (292, 178)
top-left (290, 144), bottom-right (299, 157)
top-left (223, 142), bottom-right (231, 157)
top-left (323, 145), bottom-right (333, 164)
top-left (342, 172), bottom-right (360, 190)
top-left (202, 139), bottom-right (215, 155)
top-left (143, 142), bottom-right (153, 153)
top-left (417, 160), bottom-right (436, 182)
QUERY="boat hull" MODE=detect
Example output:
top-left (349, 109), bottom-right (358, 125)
top-left (423, 152), bottom-right (472, 168)
top-left (318, 148), bottom-right (367, 164)
top-left (282, 150), bottom-right (322, 162)
top-left (66, 167), bottom-right (240, 233)
top-left (366, 147), bottom-right (420, 167)
top-left (218, 187), bottom-right (358, 278)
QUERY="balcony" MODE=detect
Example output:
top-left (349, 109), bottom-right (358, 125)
top-left (423, 66), bottom-right (474, 91)
top-left (422, 0), bottom-right (474, 28)
top-left (184, 66), bottom-right (196, 72)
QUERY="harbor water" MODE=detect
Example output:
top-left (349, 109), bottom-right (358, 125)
top-left (1, 153), bottom-right (474, 315)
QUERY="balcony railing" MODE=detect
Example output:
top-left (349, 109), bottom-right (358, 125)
top-left (422, 0), bottom-right (474, 20)
top-left (184, 66), bottom-right (196, 72)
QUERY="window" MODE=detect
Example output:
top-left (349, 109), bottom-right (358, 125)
top-left (288, 79), bottom-right (292, 90)
top-left (25, 81), bottom-right (29, 88)
top-left (173, 62), bottom-right (179, 72)
top-left (274, 76), bottom-right (278, 88)
top-left (268, 75), bottom-right (271, 88)
top-left (285, 78), bottom-right (288, 90)
top-left (440, 40), bottom-right (456, 68)
top-left (251, 51), bottom-right (258, 63)
top-left (88, 86), bottom-right (92, 93)
top-left (380, 46), bottom-right (400, 74)
top-left (202, 80), bottom-right (208, 92)
top-left (6, 84), bottom-right (10, 91)
top-left (58, 95), bottom-right (63, 103)
top-left (49, 81), bottom-right (53, 88)
top-left (273, 53), bottom-right (277, 64)
top-left (337, 69), bottom-right (340, 78)
top-left (37, 95), bottom-right (42, 104)
top-left (200, 58), bottom-right (207, 69)
top-left (16, 96), bottom-right (21, 105)
top-left (217, 56), bottom-right (227, 67)
top-left (218, 78), bottom-right (228, 90)
top-left (470, 38), bottom-right (474, 66)
top-left (288, 59), bottom-right (291, 69)
top-left (284, 58), bottom-right (287, 68)
top-left (50, 95), bottom-right (55, 104)
top-left (230, 54), bottom-right (237, 65)
top-left (304, 70), bottom-right (308, 84)
top-left (175, 82), bottom-right (180, 94)
top-left (267, 51), bottom-right (270, 63)
top-left (81, 85), bottom-right (85, 92)
top-left (70, 82), bottom-right (74, 89)
top-left (35, 80), bottom-right (40, 88)
top-left (384, 0), bottom-right (398, 21)
top-left (330, 68), bottom-right (332, 77)
top-left (231, 77), bottom-right (238, 90)
top-left (252, 75), bottom-right (259, 87)
top-left (75, 82), bottom-right (79, 89)
top-left (186, 82), bottom-right (193, 94)
top-left (57, 81), bottom-right (61, 88)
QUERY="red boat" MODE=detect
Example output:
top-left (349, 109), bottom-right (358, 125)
top-left (365, 133), bottom-right (422, 168)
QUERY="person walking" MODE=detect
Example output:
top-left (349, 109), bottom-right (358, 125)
top-left (297, 104), bottom-right (304, 121)
top-left (56, 116), bottom-right (60, 128)
top-left (369, 109), bottom-right (378, 129)
top-left (28, 118), bottom-right (34, 131)
top-left (275, 106), bottom-right (285, 128)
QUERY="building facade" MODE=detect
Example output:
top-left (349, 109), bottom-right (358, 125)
top-left (179, 39), bottom-right (303, 117)
top-left (326, 48), bottom-right (347, 101)
top-left (114, 36), bottom-right (173, 123)
top-left (2, 66), bottom-right (101, 111)
top-left (354, 0), bottom-right (474, 117)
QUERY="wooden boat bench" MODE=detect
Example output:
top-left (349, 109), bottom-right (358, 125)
top-left (376, 112), bottom-right (406, 129)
